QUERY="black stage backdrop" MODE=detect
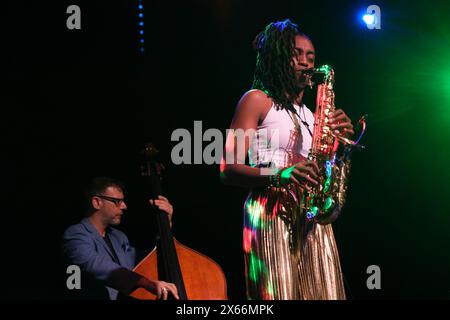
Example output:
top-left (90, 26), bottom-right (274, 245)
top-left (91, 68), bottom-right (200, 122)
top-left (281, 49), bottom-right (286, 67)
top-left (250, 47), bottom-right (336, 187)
top-left (3, 0), bottom-right (450, 299)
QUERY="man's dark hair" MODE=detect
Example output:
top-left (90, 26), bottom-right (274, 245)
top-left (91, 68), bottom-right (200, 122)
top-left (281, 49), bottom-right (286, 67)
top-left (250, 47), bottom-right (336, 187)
top-left (252, 19), bottom-right (312, 111)
top-left (83, 177), bottom-right (124, 214)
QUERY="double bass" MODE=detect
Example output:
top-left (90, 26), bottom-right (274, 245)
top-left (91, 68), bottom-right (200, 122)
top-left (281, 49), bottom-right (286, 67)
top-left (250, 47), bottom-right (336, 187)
top-left (129, 143), bottom-right (227, 300)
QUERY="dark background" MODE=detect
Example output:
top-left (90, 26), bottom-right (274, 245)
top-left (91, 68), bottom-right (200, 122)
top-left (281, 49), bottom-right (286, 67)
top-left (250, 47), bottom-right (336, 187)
top-left (3, 0), bottom-right (450, 299)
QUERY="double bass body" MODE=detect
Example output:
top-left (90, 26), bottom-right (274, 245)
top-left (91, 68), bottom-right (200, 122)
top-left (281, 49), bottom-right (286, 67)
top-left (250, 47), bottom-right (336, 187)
top-left (130, 239), bottom-right (227, 300)
top-left (129, 143), bottom-right (227, 300)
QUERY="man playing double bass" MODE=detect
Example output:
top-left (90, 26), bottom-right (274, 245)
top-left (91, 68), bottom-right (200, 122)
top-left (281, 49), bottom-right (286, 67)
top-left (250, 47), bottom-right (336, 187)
top-left (62, 176), bottom-right (179, 300)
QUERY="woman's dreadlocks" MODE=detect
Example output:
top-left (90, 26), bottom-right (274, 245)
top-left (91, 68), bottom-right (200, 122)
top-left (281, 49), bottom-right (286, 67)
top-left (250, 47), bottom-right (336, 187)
top-left (252, 19), bottom-right (311, 112)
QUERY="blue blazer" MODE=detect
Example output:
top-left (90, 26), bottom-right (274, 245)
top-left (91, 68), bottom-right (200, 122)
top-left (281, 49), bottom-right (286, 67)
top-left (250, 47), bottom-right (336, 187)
top-left (62, 218), bottom-right (139, 300)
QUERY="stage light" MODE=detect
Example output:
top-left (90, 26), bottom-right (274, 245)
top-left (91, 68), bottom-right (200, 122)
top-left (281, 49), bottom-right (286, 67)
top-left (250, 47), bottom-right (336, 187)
top-left (137, 1), bottom-right (145, 55)
top-left (363, 14), bottom-right (375, 26)
top-left (362, 5), bottom-right (381, 29)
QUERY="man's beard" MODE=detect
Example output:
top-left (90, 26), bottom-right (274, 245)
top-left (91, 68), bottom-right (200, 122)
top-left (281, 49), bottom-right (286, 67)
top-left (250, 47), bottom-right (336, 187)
top-left (109, 215), bottom-right (122, 225)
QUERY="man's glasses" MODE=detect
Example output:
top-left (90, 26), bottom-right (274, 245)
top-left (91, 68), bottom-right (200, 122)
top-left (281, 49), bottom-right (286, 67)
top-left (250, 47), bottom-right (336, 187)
top-left (95, 195), bottom-right (125, 207)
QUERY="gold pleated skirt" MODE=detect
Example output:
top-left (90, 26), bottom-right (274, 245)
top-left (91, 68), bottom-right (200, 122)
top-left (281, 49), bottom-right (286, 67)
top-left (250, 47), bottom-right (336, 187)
top-left (243, 186), bottom-right (346, 300)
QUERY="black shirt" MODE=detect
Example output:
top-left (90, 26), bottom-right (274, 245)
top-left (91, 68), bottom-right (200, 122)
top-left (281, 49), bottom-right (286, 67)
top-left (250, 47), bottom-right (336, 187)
top-left (103, 231), bottom-right (121, 264)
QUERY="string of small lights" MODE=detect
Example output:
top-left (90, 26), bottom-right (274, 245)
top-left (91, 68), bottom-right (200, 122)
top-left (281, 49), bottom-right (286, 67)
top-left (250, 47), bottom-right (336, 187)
top-left (137, 0), bottom-right (145, 54)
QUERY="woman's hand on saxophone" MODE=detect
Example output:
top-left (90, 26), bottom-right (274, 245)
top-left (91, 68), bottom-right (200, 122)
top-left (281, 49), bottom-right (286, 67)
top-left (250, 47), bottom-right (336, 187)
top-left (280, 160), bottom-right (321, 191)
top-left (330, 109), bottom-right (354, 138)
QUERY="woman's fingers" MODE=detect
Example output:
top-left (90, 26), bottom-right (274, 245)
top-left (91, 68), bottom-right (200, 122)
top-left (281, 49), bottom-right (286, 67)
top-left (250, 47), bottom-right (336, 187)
top-left (292, 169), bottom-right (319, 186)
top-left (305, 161), bottom-right (320, 176)
top-left (331, 121), bottom-right (353, 130)
top-left (289, 174), bottom-right (301, 186)
top-left (295, 163), bottom-right (319, 179)
top-left (330, 113), bottom-right (347, 123)
top-left (342, 128), bottom-right (355, 136)
top-left (301, 172), bottom-right (319, 186)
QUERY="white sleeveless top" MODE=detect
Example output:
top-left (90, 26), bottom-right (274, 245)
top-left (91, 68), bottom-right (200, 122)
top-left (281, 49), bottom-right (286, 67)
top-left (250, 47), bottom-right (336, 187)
top-left (248, 102), bottom-right (315, 168)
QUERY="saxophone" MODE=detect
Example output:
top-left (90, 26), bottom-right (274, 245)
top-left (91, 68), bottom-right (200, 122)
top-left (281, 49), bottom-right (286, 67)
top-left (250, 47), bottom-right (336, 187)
top-left (303, 65), bottom-right (366, 225)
